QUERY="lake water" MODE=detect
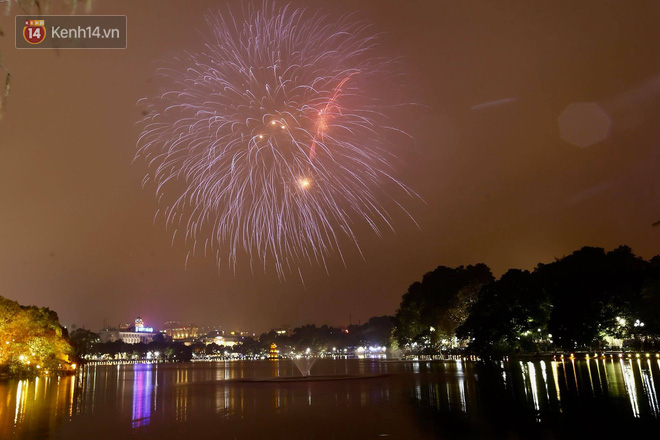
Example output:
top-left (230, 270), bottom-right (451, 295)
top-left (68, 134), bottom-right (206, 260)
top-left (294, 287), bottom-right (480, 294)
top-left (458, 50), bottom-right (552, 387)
top-left (1, 357), bottom-right (659, 439)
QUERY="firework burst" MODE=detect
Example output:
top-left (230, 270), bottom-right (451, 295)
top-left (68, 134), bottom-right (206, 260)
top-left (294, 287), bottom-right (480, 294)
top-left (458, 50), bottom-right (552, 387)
top-left (136, 1), bottom-right (418, 278)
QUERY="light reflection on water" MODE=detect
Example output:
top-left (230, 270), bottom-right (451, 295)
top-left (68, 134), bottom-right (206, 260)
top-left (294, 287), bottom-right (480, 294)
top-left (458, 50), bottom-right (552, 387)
top-left (0, 358), bottom-right (659, 439)
top-left (131, 364), bottom-right (153, 428)
top-left (404, 356), bottom-right (660, 436)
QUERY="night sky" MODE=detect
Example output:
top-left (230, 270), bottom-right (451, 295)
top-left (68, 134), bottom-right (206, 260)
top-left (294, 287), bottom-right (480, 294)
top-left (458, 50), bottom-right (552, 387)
top-left (1, 0), bottom-right (659, 332)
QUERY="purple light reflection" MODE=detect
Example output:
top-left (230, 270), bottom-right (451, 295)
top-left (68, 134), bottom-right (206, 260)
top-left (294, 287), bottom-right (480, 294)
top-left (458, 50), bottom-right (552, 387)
top-left (132, 364), bottom-right (154, 428)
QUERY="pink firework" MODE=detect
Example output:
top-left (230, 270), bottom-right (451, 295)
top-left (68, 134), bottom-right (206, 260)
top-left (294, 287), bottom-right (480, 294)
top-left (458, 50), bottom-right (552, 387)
top-left (136, 1), bottom-right (417, 277)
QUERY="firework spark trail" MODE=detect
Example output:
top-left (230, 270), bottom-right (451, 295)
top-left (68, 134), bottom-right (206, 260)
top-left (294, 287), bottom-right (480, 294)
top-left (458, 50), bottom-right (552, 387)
top-left (310, 72), bottom-right (359, 161)
top-left (136, 1), bottom-right (418, 278)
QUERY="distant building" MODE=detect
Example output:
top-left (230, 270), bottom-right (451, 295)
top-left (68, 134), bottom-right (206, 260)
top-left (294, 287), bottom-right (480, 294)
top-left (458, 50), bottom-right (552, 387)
top-left (199, 325), bottom-right (223, 334)
top-left (162, 321), bottom-right (199, 340)
top-left (269, 343), bottom-right (279, 359)
top-left (271, 327), bottom-right (291, 336)
top-left (99, 317), bottom-right (157, 345)
top-left (201, 334), bottom-right (241, 347)
top-left (228, 330), bottom-right (256, 338)
top-left (99, 329), bottom-right (155, 344)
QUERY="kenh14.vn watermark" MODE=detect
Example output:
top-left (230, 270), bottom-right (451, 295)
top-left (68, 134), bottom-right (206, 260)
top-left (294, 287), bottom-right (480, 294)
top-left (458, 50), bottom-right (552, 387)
top-left (16, 15), bottom-right (127, 49)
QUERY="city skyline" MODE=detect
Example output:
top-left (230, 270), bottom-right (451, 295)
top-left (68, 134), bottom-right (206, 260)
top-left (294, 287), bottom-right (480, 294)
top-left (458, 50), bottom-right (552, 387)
top-left (1, 0), bottom-right (659, 332)
top-left (72, 314), bottom-right (373, 335)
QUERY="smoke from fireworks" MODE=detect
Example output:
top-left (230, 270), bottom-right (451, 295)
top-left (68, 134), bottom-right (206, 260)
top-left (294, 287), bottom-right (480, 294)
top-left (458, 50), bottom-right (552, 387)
top-left (136, 2), bottom-right (417, 278)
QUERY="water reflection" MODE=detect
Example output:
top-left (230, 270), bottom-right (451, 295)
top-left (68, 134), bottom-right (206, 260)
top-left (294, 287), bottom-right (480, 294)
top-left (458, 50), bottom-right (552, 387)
top-left (0, 358), bottom-right (659, 439)
top-left (407, 356), bottom-right (660, 425)
top-left (132, 364), bottom-right (154, 428)
top-left (622, 359), bottom-right (641, 417)
top-left (644, 360), bottom-right (659, 417)
top-left (456, 361), bottom-right (466, 413)
top-left (1, 373), bottom-right (77, 438)
top-left (14, 379), bottom-right (26, 427)
top-left (525, 361), bottom-right (540, 417)
top-left (550, 361), bottom-right (562, 408)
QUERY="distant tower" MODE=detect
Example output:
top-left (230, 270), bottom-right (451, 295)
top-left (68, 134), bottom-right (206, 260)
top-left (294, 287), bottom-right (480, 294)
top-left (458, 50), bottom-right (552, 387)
top-left (135, 317), bottom-right (144, 330)
top-left (269, 343), bottom-right (279, 360)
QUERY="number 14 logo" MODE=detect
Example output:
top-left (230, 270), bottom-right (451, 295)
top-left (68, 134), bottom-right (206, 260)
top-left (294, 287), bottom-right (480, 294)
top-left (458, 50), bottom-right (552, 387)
top-left (24, 20), bottom-right (46, 45)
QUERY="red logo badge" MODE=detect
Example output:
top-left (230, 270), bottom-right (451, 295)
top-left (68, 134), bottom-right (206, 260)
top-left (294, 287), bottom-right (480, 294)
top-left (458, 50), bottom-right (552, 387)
top-left (23, 20), bottom-right (46, 44)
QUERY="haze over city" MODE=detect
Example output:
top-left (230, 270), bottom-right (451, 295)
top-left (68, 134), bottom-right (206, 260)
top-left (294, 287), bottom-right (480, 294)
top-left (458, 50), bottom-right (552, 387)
top-left (1, 0), bottom-right (659, 334)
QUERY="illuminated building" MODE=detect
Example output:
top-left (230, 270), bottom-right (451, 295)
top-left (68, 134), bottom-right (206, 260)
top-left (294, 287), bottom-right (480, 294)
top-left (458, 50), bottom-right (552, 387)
top-left (99, 317), bottom-right (157, 344)
top-left (202, 335), bottom-right (241, 347)
top-left (228, 330), bottom-right (255, 337)
top-left (271, 327), bottom-right (291, 336)
top-left (269, 343), bottom-right (279, 360)
top-left (162, 322), bottom-right (199, 340)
